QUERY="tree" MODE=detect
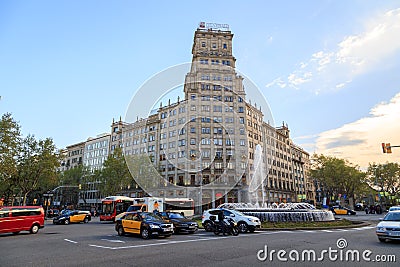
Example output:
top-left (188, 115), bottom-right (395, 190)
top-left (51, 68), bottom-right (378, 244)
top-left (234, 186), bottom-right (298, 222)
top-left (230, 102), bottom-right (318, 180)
top-left (97, 147), bottom-right (135, 196)
top-left (0, 113), bottom-right (22, 203)
top-left (14, 135), bottom-right (60, 205)
top-left (367, 162), bottom-right (400, 204)
top-left (310, 154), bottom-right (367, 207)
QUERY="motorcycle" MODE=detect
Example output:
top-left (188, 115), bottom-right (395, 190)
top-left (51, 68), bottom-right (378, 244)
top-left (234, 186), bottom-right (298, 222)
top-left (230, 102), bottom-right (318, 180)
top-left (211, 216), bottom-right (239, 236)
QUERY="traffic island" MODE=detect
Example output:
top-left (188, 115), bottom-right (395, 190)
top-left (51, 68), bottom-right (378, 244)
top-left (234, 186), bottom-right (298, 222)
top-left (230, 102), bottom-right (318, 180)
top-left (260, 219), bottom-right (371, 231)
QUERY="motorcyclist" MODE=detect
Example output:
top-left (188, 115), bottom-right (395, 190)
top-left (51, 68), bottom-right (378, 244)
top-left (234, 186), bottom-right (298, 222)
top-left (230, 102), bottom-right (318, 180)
top-left (217, 209), bottom-right (226, 233)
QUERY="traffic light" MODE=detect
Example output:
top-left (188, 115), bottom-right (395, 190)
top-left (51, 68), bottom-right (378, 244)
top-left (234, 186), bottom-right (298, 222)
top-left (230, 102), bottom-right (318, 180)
top-left (386, 143), bottom-right (392, 153)
top-left (382, 143), bottom-right (387, 153)
top-left (78, 184), bottom-right (82, 190)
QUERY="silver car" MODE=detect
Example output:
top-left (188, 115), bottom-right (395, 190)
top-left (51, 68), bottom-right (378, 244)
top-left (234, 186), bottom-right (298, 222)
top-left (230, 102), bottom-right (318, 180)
top-left (376, 210), bottom-right (400, 242)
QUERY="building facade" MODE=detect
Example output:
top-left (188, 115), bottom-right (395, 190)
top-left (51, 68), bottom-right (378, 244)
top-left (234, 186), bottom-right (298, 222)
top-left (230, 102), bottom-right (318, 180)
top-left (108, 24), bottom-right (315, 212)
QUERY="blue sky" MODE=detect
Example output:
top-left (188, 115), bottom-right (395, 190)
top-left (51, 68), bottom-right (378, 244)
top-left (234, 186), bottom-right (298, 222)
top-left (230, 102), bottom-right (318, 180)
top-left (1, 1), bottom-right (400, 168)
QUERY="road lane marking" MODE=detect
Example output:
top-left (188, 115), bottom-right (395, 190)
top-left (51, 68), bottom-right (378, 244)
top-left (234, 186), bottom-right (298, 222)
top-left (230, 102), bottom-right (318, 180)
top-left (64, 239), bottom-right (78, 244)
top-left (89, 236), bottom-right (232, 250)
top-left (85, 226), bottom-right (376, 250)
top-left (101, 239), bottom-right (125, 243)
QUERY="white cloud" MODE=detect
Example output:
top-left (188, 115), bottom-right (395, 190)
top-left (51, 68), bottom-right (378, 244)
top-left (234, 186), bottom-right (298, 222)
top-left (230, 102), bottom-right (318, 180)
top-left (314, 93), bottom-right (400, 168)
top-left (266, 8), bottom-right (400, 93)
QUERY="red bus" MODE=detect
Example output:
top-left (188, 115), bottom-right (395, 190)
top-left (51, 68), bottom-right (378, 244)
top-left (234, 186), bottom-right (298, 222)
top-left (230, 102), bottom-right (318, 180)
top-left (100, 196), bottom-right (135, 222)
top-left (0, 206), bottom-right (45, 234)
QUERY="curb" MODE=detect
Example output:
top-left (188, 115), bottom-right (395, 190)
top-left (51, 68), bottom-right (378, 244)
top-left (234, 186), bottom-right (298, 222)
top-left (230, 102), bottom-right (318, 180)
top-left (258, 221), bottom-right (372, 231)
top-left (198, 221), bottom-right (373, 231)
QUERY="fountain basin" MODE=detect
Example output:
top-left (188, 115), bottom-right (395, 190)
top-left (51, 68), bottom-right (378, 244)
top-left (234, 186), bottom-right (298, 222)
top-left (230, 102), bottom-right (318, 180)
top-left (218, 203), bottom-right (335, 222)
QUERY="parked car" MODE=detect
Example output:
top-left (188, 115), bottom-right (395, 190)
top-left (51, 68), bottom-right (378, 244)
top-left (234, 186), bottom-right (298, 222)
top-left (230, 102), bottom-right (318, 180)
top-left (202, 208), bottom-right (261, 233)
top-left (157, 211), bottom-right (198, 234)
top-left (376, 210), bottom-right (400, 242)
top-left (388, 206), bottom-right (400, 211)
top-left (115, 211), bottom-right (173, 239)
top-left (53, 210), bottom-right (91, 225)
top-left (330, 205), bottom-right (356, 215)
top-left (0, 206), bottom-right (45, 234)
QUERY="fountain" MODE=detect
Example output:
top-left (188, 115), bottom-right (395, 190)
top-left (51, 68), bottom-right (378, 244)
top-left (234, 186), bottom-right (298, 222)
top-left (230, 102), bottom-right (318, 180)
top-left (218, 202), bottom-right (335, 222)
top-left (220, 144), bottom-right (335, 222)
top-left (248, 144), bottom-right (267, 207)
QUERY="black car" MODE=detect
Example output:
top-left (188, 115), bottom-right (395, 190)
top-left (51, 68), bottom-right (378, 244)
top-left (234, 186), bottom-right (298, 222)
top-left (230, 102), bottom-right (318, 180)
top-left (158, 211), bottom-right (198, 234)
top-left (115, 211), bottom-right (173, 239)
top-left (53, 210), bottom-right (91, 225)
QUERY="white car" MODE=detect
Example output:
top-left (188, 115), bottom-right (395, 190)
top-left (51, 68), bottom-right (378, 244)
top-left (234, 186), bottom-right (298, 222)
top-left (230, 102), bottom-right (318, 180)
top-left (376, 210), bottom-right (400, 242)
top-left (388, 206), bottom-right (400, 211)
top-left (202, 208), bottom-right (261, 233)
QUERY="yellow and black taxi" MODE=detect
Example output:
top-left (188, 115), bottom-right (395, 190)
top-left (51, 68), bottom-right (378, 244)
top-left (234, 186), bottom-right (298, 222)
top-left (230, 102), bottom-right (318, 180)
top-left (330, 205), bottom-right (356, 215)
top-left (115, 211), bottom-right (173, 239)
top-left (53, 210), bottom-right (91, 225)
top-left (157, 211), bottom-right (198, 234)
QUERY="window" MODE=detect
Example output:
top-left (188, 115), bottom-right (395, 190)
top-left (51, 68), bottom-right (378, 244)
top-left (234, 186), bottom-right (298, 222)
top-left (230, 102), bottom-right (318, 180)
top-left (214, 127), bottom-right (223, 134)
top-left (201, 117), bottom-right (211, 123)
top-left (223, 43), bottom-right (227, 49)
top-left (190, 138), bottom-right (196, 145)
top-left (239, 117), bottom-right (245, 124)
top-left (202, 42), bottom-right (206, 47)
top-left (201, 127), bottom-right (211, 134)
top-left (212, 43), bottom-right (216, 48)
top-left (213, 105), bottom-right (222, 112)
top-left (178, 139), bottom-right (186, 146)
top-left (191, 94), bottom-right (196, 100)
top-left (201, 138), bottom-right (211, 145)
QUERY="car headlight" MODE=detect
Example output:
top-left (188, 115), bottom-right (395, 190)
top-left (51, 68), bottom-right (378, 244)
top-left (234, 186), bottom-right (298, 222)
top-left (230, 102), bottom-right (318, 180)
top-left (376, 227), bottom-right (386, 231)
top-left (149, 224), bottom-right (160, 229)
top-left (247, 218), bottom-right (259, 223)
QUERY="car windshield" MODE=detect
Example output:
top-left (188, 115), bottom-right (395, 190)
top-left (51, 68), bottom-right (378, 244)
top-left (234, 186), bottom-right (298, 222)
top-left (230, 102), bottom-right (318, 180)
top-left (142, 213), bottom-right (163, 221)
top-left (169, 213), bottom-right (185, 219)
top-left (383, 213), bottom-right (400, 221)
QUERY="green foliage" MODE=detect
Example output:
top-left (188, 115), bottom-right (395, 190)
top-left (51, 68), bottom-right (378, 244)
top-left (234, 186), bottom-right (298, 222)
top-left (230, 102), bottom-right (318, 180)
top-left (310, 154), bottom-right (367, 203)
top-left (97, 147), bottom-right (135, 196)
top-left (367, 162), bottom-right (400, 203)
top-left (0, 113), bottom-right (60, 205)
top-left (0, 113), bottom-right (22, 198)
top-left (15, 135), bottom-right (61, 205)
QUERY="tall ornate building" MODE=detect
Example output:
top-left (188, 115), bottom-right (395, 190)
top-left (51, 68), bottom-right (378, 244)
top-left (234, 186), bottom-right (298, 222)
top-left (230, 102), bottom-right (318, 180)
top-left (109, 23), bottom-right (315, 212)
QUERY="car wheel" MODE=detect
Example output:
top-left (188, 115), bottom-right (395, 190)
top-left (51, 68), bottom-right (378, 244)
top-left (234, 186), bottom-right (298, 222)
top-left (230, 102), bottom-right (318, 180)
top-left (117, 226), bottom-right (125, 236)
top-left (141, 227), bottom-right (150, 239)
top-left (84, 217), bottom-right (89, 223)
top-left (64, 219), bottom-right (70, 225)
top-left (30, 224), bottom-right (39, 234)
top-left (204, 221), bottom-right (213, 232)
top-left (238, 222), bottom-right (248, 233)
top-left (248, 227), bottom-right (255, 233)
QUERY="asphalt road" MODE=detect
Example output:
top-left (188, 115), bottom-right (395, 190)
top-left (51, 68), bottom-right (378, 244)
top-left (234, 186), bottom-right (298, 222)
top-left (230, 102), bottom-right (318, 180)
top-left (0, 216), bottom-right (398, 267)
